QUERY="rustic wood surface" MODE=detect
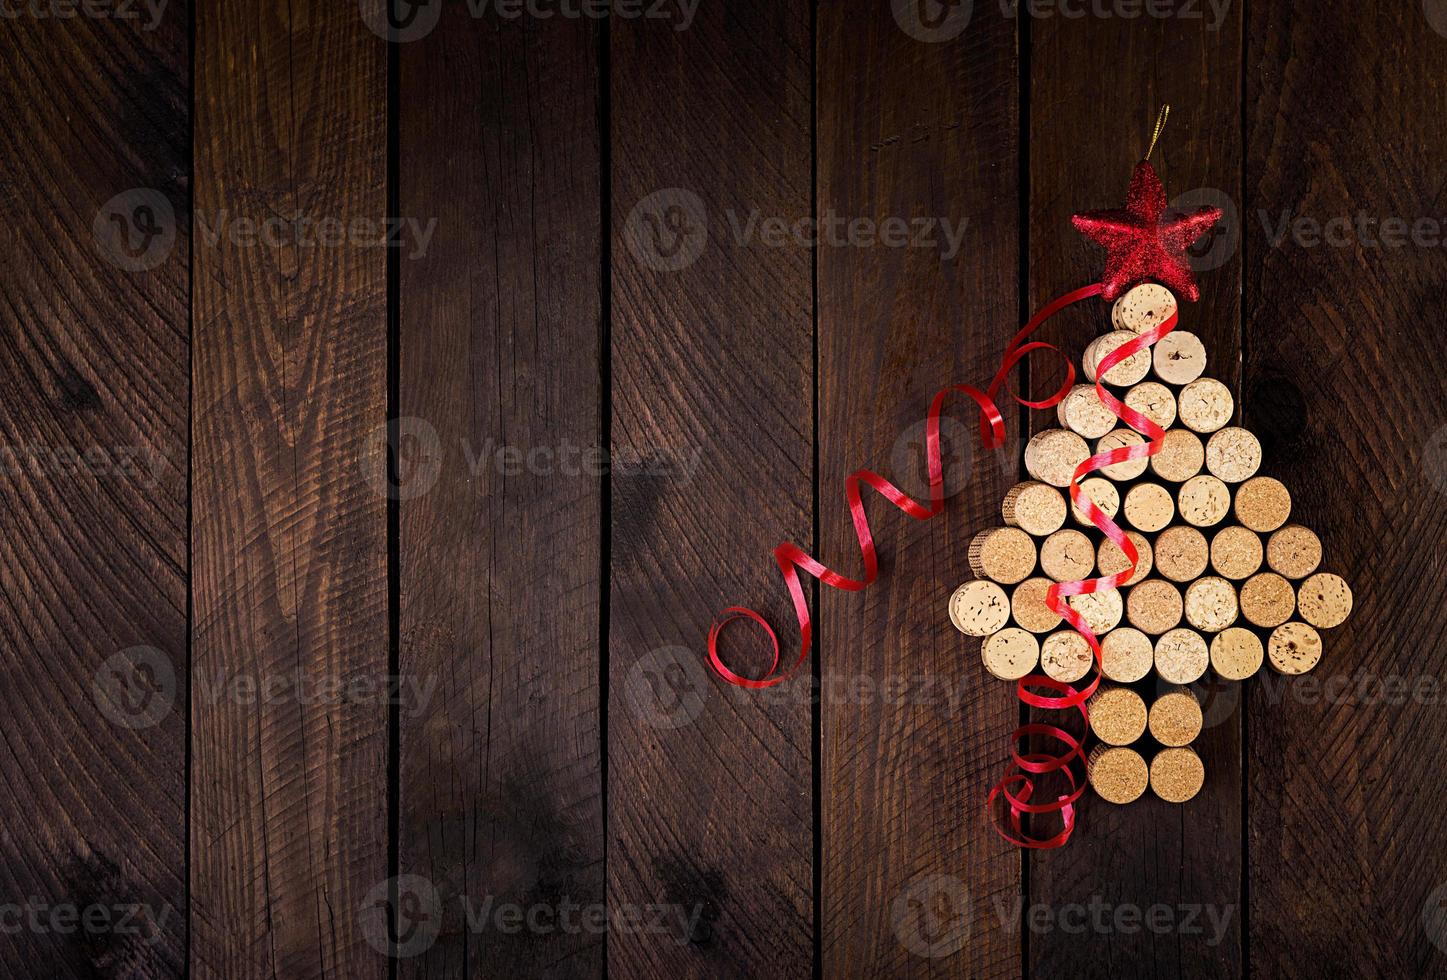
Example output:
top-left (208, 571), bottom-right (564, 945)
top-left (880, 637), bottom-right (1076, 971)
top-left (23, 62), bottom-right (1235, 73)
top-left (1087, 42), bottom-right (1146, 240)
top-left (0, 4), bottom-right (189, 978)
top-left (397, 7), bottom-right (603, 979)
top-left (191, 2), bottom-right (388, 977)
top-left (2, 1), bottom-right (1445, 978)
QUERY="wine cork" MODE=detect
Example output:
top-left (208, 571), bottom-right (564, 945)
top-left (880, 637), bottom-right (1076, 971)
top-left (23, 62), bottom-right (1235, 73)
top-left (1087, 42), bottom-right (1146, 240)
top-left (1297, 572), bottom-right (1353, 629)
top-left (1097, 531), bottom-right (1153, 586)
top-left (949, 580), bottom-right (1011, 636)
top-left (1149, 747), bottom-right (1205, 803)
top-left (1123, 483), bottom-right (1175, 533)
top-left (1177, 378), bottom-right (1234, 434)
top-left (1152, 331), bottom-right (1208, 385)
top-left (1210, 525), bottom-right (1263, 580)
top-left (1204, 426), bottom-right (1261, 483)
top-left (1178, 474), bottom-right (1231, 528)
top-left (1041, 630), bottom-right (1094, 684)
top-left (1155, 526), bottom-right (1209, 583)
top-left (968, 527), bottom-right (1038, 585)
top-left (1096, 428), bottom-right (1148, 480)
top-left (1101, 626), bottom-right (1154, 682)
top-left (1239, 572), bottom-right (1296, 628)
top-left (1234, 476), bottom-right (1292, 533)
top-left (1002, 481), bottom-right (1068, 538)
top-left (1111, 283), bottom-right (1178, 335)
top-left (1057, 384), bottom-right (1118, 439)
top-left (1127, 580), bottom-right (1183, 635)
top-left (1089, 745), bottom-right (1149, 804)
top-left (1149, 688), bottom-right (1204, 747)
top-left (1068, 588), bottom-right (1124, 636)
top-left (1149, 429), bottom-right (1205, 483)
top-left (1266, 525), bottom-right (1322, 579)
top-left (1210, 626), bottom-right (1265, 680)
top-left (1268, 621), bottom-right (1323, 674)
top-left (1025, 429), bottom-right (1091, 488)
top-left (1070, 477), bottom-right (1121, 527)
top-left (1184, 576), bottom-right (1239, 632)
top-left (1084, 330), bottom-right (1152, 386)
top-left (1124, 381), bottom-right (1177, 433)
top-left (1088, 685), bottom-right (1148, 745)
top-left (1155, 627), bottom-right (1209, 684)
top-left (981, 627), bottom-right (1041, 681)
top-left (1011, 577), bottom-right (1063, 634)
top-left (1041, 529), bottom-right (1096, 583)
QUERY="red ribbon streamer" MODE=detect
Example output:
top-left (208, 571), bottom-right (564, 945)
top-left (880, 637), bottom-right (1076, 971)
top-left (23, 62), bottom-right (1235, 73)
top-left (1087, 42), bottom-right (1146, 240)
top-left (708, 283), bottom-right (1178, 848)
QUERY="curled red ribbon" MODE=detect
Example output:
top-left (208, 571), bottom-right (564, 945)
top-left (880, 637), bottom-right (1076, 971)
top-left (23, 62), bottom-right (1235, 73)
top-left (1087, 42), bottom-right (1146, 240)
top-left (708, 283), bottom-right (1178, 848)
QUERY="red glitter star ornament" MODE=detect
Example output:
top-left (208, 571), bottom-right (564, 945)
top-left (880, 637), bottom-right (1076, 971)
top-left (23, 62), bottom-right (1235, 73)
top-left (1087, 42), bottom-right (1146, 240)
top-left (1071, 160), bottom-right (1222, 302)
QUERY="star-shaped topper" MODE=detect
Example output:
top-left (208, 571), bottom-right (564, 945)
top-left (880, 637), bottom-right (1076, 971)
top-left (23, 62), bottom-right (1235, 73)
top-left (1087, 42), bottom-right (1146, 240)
top-left (1072, 160), bottom-right (1222, 302)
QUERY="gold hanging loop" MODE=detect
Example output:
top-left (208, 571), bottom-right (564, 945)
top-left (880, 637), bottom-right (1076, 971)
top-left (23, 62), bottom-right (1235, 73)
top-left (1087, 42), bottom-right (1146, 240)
top-left (1146, 104), bottom-right (1171, 161)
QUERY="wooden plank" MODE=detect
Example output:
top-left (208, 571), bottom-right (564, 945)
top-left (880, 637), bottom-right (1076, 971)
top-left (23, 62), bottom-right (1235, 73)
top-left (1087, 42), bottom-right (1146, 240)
top-left (396, 6), bottom-right (603, 977)
top-left (190, 2), bottom-right (388, 976)
top-left (1245, 5), bottom-right (1447, 976)
top-left (1027, 10), bottom-right (1244, 978)
top-left (0, 6), bottom-right (188, 977)
top-left (607, 2), bottom-right (814, 976)
top-left (817, 3), bottom-right (1020, 976)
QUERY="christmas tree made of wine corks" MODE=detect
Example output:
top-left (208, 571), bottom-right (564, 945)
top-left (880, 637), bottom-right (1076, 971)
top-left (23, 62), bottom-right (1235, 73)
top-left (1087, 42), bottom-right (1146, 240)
top-left (947, 282), bottom-right (1354, 807)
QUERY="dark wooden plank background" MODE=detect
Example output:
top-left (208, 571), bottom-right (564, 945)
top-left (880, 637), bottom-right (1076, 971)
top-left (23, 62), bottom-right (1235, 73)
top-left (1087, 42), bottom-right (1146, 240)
top-left (2, 1), bottom-right (1445, 978)
top-left (397, 7), bottom-right (602, 980)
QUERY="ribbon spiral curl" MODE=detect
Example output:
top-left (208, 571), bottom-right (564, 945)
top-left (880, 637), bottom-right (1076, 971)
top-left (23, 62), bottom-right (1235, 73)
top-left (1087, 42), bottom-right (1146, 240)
top-left (708, 282), bottom-right (1178, 848)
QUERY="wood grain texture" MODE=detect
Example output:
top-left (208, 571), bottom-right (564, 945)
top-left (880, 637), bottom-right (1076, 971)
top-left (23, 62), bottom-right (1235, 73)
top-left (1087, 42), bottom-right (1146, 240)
top-left (397, 6), bottom-right (603, 977)
top-left (1027, 9), bottom-right (1244, 978)
top-left (817, 3), bottom-right (1020, 976)
top-left (0, 7), bottom-right (189, 978)
top-left (1245, 4), bottom-right (1447, 976)
top-left (607, 2), bottom-right (814, 977)
top-left (190, 2), bottom-right (388, 976)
